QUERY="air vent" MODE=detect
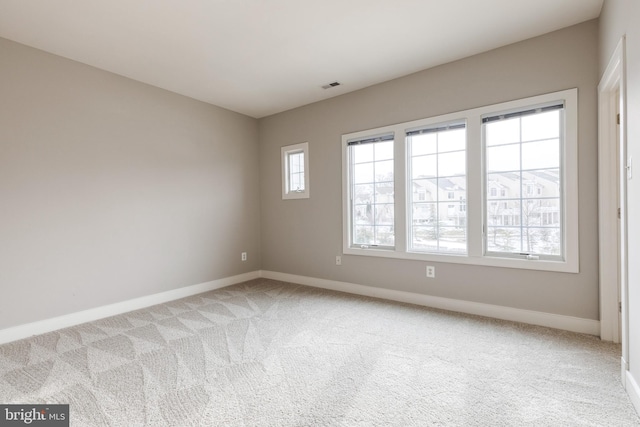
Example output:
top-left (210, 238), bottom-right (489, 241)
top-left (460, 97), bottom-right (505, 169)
top-left (321, 81), bottom-right (341, 89)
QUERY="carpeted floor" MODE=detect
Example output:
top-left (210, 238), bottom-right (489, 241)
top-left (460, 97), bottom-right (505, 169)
top-left (0, 278), bottom-right (638, 426)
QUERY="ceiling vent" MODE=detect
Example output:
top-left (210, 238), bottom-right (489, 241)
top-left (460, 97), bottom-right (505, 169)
top-left (321, 81), bottom-right (341, 89)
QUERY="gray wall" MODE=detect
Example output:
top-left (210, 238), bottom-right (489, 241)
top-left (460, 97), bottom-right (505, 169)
top-left (0, 19), bottom-right (605, 332)
top-left (599, 0), bottom-right (640, 395)
top-left (259, 20), bottom-right (599, 320)
top-left (0, 38), bottom-right (261, 330)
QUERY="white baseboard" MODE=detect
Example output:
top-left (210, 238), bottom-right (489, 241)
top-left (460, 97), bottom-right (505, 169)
top-left (627, 370), bottom-right (640, 417)
top-left (0, 271), bottom-right (260, 345)
top-left (261, 270), bottom-right (600, 336)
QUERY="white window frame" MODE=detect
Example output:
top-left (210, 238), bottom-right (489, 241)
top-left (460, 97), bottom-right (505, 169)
top-left (482, 100), bottom-right (566, 262)
top-left (342, 89), bottom-right (578, 273)
top-left (345, 133), bottom-right (396, 250)
top-left (282, 142), bottom-right (310, 199)
top-left (405, 119), bottom-right (468, 255)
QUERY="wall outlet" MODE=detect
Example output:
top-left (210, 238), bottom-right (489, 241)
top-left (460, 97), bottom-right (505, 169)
top-left (241, 252), bottom-right (247, 261)
top-left (336, 255), bottom-right (342, 266)
top-left (426, 265), bottom-right (435, 278)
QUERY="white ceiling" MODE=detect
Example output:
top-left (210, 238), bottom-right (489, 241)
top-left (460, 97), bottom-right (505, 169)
top-left (0, 0), bottom-right (603, 118)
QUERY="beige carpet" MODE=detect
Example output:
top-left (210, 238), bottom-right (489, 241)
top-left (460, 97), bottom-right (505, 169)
top-left (0, 278), bottom-right (638, 426)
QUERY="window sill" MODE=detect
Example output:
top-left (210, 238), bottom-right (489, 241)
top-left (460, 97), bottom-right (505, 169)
top-left (282, 191), bottom-right (309, 200)
top-left (342, 247), bottom-right (578, 273)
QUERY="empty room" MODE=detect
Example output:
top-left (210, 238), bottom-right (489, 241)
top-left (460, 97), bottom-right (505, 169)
top-left (1, 0), bottom-right (640, 425)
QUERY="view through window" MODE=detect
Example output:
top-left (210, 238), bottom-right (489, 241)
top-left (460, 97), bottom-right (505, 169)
top-left (484, 106), bottom-right (562, 257)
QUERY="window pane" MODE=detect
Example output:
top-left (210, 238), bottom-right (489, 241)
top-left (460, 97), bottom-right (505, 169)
top-left (521, 110), bottom-right (560, 142)
top-left (522, 139), bottom-right (559, 170)
top-left (485, 117), bottom-right (519, 146)
top-left (487, 172), bottom-right (521, 200)
top-left (412, 226), bottom-right (438, 251)
top-left (487, 227), bottom-right (521, 253)
top-left (420, 178), bottom-right (439, 202)
top-left (375, 204), bottom-right (394, 225)
top-left (411, 133), bottom-right (437, 156)
top-left (538, 198), bottom-right (561, 225)
top-left (290, 173), bottom-right (304, 191)
top-left (290, 152), bottom-right (303, 173)
top-left (438, 151), bottom-right (465, 177)
top-left (408, 122), bottom-right (467, 254)
top-left (411, 179), bottom-right (432, 203)
top-left (353, 144), bottom-right (373, 163)
top-left (412, 155), bottom-right (437, 179)
top-left (437, 226), bottom-right (467, 253)
top-left (438, 202), bottom-right (465, 225)
top-left (522, 169), bottom-right (559, 198)
top-left (286, 151), bottom-right (305, 193)
top-left (438, 128), bottom-right (466, 152)
top-left (375, 182), bottom-right (394, 203)
top-left (354, 162), bottom-right (374, 184)
top-left (487, 200), bottom-right (520, 226)
top-left (486, 144), bottom-right (520, 173)
top-left (484, 106), bottom-right (563, 258)
top-left (375, 159), bottom-right (394, 182)
top-left (354, 205), bottom-right (374, 225)
top-left (375, 141), bottom-right (394, 160)
top-left (521, 199), bottom-right (543, 226)
top-left (446, 176), bottom-right (467, 192)
top-left (523, 227), bottom-right (561, 255)
top-left (350, 140), bottom-right (395, 247)
top-left (354, 183), bottom-right (374, 204)
top-left (376, 226), bottom-right (395, 246)
top-left (354, 226), bottom-right (374, 245)
top-left (412, 202), bottom-right (436, 225)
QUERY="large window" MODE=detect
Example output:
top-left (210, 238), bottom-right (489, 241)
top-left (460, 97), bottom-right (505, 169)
top-left (408, 122), bottom-right (467, 254)
top-left (484, 105), bottom-right (562, 259)
top-left (342, 89), bottom-right (578, 273)
top-left (347, 134), bottom-right (394, 248)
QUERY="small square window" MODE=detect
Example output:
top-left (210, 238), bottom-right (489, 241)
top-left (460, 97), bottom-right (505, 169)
top-left (282, 142), bottom-right (310, 199)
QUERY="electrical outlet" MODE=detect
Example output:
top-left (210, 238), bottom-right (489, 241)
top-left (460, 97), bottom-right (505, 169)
top-left (336, 255), bottom-right (342, 266)
top-left (426, 265), bottom-right (435, 278)
top-left (241, 252), bottom-right (247, 261)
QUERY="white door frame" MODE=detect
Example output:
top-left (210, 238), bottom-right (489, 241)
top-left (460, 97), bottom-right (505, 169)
top-left (598, 37), bottom-right (628, 369)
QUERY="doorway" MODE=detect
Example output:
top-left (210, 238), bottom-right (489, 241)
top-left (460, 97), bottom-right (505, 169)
top-left (598, 37), bottom-right (628, 377)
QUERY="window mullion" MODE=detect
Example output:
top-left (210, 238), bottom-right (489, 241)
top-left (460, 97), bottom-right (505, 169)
top-left (392, 125), bottom-right (406, 253)
top-left (435, 134), bottom-right (440, 252)
top-left (466, 118), bottom-right (483, 257)
top-left (519, 118), bottom-right (525, 253)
